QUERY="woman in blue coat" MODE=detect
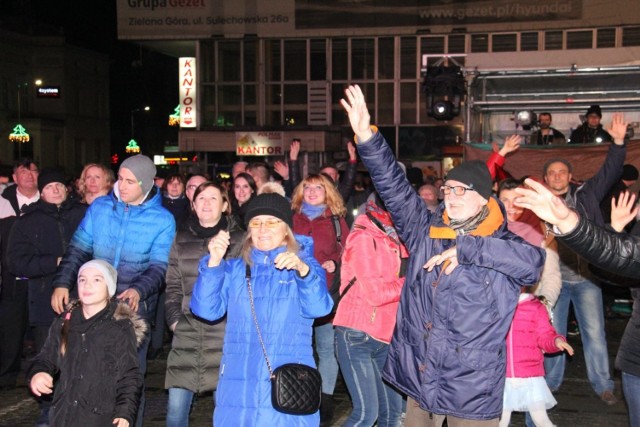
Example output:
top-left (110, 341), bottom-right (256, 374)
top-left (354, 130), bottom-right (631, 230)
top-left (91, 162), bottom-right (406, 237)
top-left (190, 193), bottom-right (333, 427)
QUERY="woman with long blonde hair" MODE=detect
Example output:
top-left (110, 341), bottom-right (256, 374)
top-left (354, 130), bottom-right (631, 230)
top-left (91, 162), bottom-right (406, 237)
top-left (291, 173), bottom-right (349, 425)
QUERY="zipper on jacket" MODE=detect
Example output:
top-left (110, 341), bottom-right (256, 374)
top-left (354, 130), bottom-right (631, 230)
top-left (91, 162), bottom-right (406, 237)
top-left (370, 307), bottom-right (377, 323)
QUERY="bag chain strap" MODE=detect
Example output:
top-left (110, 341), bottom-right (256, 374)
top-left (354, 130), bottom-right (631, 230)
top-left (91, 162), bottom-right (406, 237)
top-left (246, 265), bottom-right (275, 378)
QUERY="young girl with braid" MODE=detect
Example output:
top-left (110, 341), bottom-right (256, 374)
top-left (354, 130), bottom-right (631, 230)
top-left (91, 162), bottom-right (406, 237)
top-left (29, 260), bottom-right (146, 427)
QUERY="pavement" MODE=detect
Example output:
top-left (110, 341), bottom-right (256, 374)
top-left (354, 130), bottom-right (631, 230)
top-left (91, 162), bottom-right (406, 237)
top-left (0, 310), bottom-right (632, 427)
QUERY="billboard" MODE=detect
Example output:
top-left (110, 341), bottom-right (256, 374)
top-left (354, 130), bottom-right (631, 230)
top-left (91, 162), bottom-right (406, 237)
top-left (236, 132), bottom-right (284, 156)
top-left (117, 0), bottom-right (585, 39)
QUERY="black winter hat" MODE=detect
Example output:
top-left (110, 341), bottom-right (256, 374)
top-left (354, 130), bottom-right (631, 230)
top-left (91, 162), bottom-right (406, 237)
top-left (38, 168), bottom-right (66, 192)
top-left (586, 105), bottom-right (602, 118)
top-left (244, 193), bottom-right (293, 228)
top-left (445, 160), bottom-right (493, 200)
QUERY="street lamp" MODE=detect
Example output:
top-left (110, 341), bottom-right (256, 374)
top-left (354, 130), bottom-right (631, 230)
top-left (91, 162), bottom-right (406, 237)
top-left (130, 105), bottom-right (150, 140)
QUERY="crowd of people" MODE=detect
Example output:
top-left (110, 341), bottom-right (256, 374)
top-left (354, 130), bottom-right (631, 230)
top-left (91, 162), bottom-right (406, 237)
top-left (0, 91), bottom-right (637, 427)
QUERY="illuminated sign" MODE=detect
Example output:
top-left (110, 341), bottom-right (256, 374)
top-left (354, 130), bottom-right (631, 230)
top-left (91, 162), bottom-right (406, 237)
top-left (179, 57), bottom-right (197, 128)
top-left (37, 86), bottom-right (61, 98)
top-left (235, 132), bottom-right (283, 156)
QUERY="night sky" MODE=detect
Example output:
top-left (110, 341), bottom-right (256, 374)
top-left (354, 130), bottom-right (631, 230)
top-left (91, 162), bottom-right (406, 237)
top-left (1, 0), bottom-right (179, 161)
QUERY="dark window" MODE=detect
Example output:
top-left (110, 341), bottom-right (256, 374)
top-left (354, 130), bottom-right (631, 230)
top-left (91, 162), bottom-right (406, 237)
top-left (401, 37), bottom-right (417, 79)
top-left (623, 26), bottom-right (640, 47)
top-left (492, 34), bottom-right (517, 52)
top-left (567, 30), bottom-right (593, 49)
top-left (310, 39), bottom-right (326, 81)
top-left (521, 32), bottom-right (539, 51)
top-left (471, 34), bottom-right (489, 53)
top-left (545, 31), bottom-right (563, 50)
top-left (597, 28), bottom-right (616, 48)
top-left (448, 35), bottom-right (465, 54)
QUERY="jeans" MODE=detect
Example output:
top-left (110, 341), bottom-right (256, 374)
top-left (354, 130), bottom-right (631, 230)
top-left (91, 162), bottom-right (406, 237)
top-left (622, 372), bottom-right (640, 427)
top-left (314, 323), bottom-right (339, 395)
top-left (335, 327), bottom-right (402, 427)
top-left (166, 387), bottom-right (196, 427)
top-left (544, 279), bottom-right (613, 395)
top-left (135, 325), bottom-right (151, 427)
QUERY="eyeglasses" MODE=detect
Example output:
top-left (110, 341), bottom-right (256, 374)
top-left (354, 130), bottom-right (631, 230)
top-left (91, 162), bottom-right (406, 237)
top-left (186, 185), bottom-right (198, 190)
top-left (248, 219), bottom-right (283, 229)
top-left (439, 185), bottom-right (476, 196)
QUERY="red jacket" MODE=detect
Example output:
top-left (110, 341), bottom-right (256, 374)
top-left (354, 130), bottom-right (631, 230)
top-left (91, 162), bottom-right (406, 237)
top-left (293, 208), bottom-right (349, 290)
top-left (333, 213), bottom-right (408, 343)
top-left (505, 294), bottom-right (565, 378)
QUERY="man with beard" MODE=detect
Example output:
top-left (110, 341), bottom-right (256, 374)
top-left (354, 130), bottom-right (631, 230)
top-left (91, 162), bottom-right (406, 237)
top-left (530, 112), bottom-right (566, 145)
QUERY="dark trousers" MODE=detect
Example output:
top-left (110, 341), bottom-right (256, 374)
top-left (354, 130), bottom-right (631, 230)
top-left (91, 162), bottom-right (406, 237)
top-left (0, 278), bottom-right (28, 387)
top-left (150, 290), bottom-right (166, 351)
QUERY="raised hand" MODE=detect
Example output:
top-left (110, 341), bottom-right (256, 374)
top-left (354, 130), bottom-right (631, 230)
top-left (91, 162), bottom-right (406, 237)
top-left (207, 230), bottom-right (231, 267)
top-left (610, 191), bottom-right (638, 232)
top-left (290, 139), bottom-right (301, 161)
top-left (498, 135), bottom-right (522, 157)
top-left (514, 178), bottom-right (579, 233)
top-left (347, 141), bottom-right (357, 161)
top-left (340, 85), bottom-right (373, 143)
top-left (608, 113), bottom-right (628, 145)
top-left (273, 160), bottom-right (290, 181)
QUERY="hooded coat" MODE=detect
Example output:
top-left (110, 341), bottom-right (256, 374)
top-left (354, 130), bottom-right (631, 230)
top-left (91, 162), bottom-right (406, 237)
top-left (52, 187), bottom-right (175, 321)
top-left (28, 300), bottom-right (146, 426)
top-left (356, 131), bottom-right (545, 420)
top-left (190, 234), bottom-right (333, 427)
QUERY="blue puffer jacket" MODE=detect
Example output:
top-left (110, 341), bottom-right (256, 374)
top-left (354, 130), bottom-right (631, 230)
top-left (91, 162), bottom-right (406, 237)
top-left (53, 187), bottom-right (176, 320)
top-left (190, 235), bottom-right (333, 427)
top-left (357, 131), bottom-right (545, 420)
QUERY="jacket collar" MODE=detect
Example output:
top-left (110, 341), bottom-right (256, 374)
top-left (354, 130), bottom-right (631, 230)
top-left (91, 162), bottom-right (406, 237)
top-left (429, 197), bottom-right (504, 239)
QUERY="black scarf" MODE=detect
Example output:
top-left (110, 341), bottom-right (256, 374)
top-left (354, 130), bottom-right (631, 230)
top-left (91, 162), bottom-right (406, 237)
top-left (187, 213), bottom-right (229, 239)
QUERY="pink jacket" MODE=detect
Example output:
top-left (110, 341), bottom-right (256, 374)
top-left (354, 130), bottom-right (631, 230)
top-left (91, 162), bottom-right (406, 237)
top-left (506, 294), bottom-right (566, 378)
top-left (333, 212), bottom-right (408, 343)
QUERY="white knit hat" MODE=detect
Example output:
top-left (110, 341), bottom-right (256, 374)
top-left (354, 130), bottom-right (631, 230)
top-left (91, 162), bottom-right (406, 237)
top-left (78, 259), bottom-right (118, 297)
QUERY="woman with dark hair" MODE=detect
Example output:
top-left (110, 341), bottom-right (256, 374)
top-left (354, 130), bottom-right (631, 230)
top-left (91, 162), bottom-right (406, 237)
top-left (290, 173), bottom-right (349, 425)
top-left (190, 193), bottom-right (332, 426)
top-left (162, 173), bottom-right (190, 221)
top-left (164, 181), bottom-right (244, 427)
top-left (230, 172), bottom-right (257, 229)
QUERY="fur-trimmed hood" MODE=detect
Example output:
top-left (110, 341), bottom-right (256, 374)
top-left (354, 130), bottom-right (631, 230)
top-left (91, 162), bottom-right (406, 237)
top-left (64, 299), bottom-right (148, 346)
top-left (113, 301), bottom-right (148, 346)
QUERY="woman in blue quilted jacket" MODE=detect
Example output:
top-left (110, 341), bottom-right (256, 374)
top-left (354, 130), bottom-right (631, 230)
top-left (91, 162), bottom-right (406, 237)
top-left (191, 193), bottom-right (333, 427)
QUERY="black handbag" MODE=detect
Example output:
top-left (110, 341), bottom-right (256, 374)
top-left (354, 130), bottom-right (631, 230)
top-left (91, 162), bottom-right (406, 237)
top-left (246, 265), bottom-right (322, 415)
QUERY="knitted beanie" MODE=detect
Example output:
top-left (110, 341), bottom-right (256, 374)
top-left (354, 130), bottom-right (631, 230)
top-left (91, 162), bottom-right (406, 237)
top-left (244, 193), bottom-right (293, 228)
top-left (120, 155), bottom-right (156, 195)
top-left (38, 168), bottom-right (66, 192)
top-left (78, 259), bottom-right (118, 297)
top-left (446, 160), bottom-right (493, 200)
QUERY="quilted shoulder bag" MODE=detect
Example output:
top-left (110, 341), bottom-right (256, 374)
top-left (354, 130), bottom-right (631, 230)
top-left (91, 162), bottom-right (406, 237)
top-left (246, 264), bottom-right (322, 415)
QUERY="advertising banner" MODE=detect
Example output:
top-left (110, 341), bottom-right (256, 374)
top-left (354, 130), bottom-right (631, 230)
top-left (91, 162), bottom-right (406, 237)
top-left (236, 132), bottom-right (284, 156)
top-left (179, 57), bottom-right (196, 128)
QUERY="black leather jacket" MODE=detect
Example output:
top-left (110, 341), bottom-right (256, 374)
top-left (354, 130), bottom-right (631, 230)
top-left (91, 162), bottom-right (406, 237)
top-left (560, 216), bottom-right (640, 376)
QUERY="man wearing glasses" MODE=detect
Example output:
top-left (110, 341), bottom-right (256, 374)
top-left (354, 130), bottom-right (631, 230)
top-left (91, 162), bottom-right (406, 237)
top-left (341, 85), bottom-right (545, 427)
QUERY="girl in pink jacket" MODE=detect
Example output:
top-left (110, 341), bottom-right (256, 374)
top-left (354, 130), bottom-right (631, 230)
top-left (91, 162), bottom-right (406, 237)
top-left (500, 292), bottom-right (574, 427)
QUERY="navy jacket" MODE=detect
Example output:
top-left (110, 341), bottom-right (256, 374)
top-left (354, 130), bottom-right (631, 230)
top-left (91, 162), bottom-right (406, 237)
top-left (357, 131), bottom-right (545, 420)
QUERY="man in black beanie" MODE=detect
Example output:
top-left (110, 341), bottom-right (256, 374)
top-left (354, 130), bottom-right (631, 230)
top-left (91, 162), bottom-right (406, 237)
top-left (341, 84), bottom-right (545, 426)
top-left (569, 104), bottom-right (613, 144)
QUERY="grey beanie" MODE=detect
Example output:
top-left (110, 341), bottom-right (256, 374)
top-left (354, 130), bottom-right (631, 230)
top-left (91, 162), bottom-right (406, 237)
top-left (78, 259), bottom-right (118, 297)
top-left (120, 155), bottom-right (156, 195)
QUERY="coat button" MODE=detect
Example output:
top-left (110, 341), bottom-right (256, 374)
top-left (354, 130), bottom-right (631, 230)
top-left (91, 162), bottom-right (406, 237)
top-left (73, 400), bottom-right (78, 406)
